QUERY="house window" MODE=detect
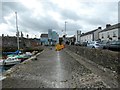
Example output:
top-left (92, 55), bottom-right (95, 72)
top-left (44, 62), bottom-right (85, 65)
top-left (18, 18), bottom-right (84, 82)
top-left (109, 37), bottom-right (112, 40)
top-left (118, 37), bottom-right (120, 40)
top-left (107, 32), bottom-right (110, 38)
top-left (102, 34), bottom-right (104, 38)
top-left (113, 32), bottom-right (117, 37)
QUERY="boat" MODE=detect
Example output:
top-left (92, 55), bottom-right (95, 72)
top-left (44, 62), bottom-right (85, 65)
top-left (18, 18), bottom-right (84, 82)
top-left (0, 59), bottom-right (4, 66)
top-left (3, 57), bottom-right (21, 66)
top-left (7, 53), bottom-right (31, 62)
top-left (14, 54), bottom-right (30, 62)
top-left (3, 50), bottom-right (22, 55)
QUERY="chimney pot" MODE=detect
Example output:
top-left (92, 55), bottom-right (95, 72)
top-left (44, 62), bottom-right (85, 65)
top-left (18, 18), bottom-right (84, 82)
top-left (106, 24), bottom-right (111, 28)
top-left (98, 27), bottom-right (102, 29)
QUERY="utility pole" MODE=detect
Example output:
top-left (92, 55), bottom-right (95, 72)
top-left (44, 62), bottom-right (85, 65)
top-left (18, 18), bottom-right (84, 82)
top-left (15, 12), bottom-right (19, 50)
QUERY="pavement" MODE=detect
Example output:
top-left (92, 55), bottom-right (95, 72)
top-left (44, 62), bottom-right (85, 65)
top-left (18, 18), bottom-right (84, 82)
top-left (1, 47), bottom-right (118, 88)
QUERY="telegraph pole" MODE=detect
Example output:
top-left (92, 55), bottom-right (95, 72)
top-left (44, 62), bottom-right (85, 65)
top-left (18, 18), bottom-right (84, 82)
top-left (15, 12), bottom-right (19, 50)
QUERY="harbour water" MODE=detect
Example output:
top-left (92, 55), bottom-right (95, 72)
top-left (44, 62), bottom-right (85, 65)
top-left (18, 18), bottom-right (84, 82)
top-left (0, 65), bottom-right (14, 73)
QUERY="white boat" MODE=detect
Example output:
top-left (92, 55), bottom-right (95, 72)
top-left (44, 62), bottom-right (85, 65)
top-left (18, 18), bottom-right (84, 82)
top-left (0, 59), bottom-right (4, 66)
top-left (3, 57), bottom-right (21, 66)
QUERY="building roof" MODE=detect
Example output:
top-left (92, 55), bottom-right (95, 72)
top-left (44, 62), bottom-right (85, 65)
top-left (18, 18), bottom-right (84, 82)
top-left (40, 34), bottom-right (48, 38)
top-left (99, 23), bottom-right (120, 33)
top-left (80, 29), bottom-right (97, 37)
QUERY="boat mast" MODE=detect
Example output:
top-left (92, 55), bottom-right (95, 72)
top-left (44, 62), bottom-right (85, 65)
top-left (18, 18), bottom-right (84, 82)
top-left (15, 12), bottom-right (19, 50)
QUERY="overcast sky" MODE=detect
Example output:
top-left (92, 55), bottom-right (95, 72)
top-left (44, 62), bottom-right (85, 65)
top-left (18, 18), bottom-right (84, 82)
top-left (0, 0), bottom-right (119, 38)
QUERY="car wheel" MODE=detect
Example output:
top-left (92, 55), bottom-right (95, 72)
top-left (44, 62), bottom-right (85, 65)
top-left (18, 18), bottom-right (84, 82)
top-left (103, 46), bottom-right (106, 49)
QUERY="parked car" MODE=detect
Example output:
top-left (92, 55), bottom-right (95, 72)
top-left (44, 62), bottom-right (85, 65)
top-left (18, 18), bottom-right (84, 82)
top-left (75, 42), bottom-right (80, 46)
top-left (80, 42), bottom-right (87, 46)
top-left (99, 41), bottom-right (110, 49)
top-left (104, 41), bottom-right (120, 51)
top-left (3, 57), bottom-right (21, 66)
top-left (87, 41), bottom-right (101, 48)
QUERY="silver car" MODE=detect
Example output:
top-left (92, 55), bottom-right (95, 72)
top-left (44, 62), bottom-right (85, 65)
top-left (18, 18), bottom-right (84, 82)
top-left (87, 41), bottom-right (101, 48)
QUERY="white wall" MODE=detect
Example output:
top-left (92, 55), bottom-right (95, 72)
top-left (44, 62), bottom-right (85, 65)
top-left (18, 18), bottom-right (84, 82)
top-left (94, 28), bottom-right (102, 41)
top-left (81, 34), bottom-right (93, 42)
top-left (99, 28), bottom-right (118, 41)
top-left (0, 37), bottom-right (2, 47)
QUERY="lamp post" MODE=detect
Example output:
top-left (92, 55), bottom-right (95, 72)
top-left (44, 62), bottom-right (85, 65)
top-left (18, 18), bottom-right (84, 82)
top-left (15, 12), bottom-right (19, 50)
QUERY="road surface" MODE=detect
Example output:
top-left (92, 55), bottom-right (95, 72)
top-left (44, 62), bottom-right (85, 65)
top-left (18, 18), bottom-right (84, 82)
top-left (1, 47), bottom-right (118, 88)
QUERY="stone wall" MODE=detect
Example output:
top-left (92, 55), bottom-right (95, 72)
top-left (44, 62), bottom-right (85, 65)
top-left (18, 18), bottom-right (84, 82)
top-left (66, 46), bottom-right (119, 72)
top-left (2, 36), bottom-right (41, 48)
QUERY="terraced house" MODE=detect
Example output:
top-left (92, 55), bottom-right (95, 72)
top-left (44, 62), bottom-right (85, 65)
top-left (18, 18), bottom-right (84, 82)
top-left (99, 23), bottom-right (120, 42)
top-left (80, 27), bottom-right (102, 43)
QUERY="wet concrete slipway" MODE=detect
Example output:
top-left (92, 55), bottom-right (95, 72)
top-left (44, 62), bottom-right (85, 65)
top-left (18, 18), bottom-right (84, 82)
top-left (0, 47), bottom-right (119, 88)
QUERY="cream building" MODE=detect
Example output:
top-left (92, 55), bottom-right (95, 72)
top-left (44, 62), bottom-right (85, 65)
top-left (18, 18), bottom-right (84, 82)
top-left (99, 23), bottom-right (120, 42)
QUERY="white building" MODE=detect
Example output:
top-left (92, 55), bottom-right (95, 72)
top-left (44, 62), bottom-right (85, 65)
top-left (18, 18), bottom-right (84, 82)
top-left (99, 23), bottom-right (120, 42)
top-left (75, 30), bottom-right (81, 44)
top-left (0, 36), bottom-right (2, 48)
top-left (40, 34), bottom-right (49, 45)
top-left (80, 27), bottom-right (102, 43)
top-left (48, 29), bottom-right (59, 45)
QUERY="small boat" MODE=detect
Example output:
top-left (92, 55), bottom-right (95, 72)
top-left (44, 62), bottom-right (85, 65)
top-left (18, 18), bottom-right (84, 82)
top-left (3, 57), bottom-right (21, 66)
top-left (3, 50), bottom-right (22, 55)
top-left (26, 52), bottom-right (32, 57)
top-left (14, 54), bottom-right (29, 62)
top-left (7, 54), bottom-right (31, 62)
top-left (0, 59), bottom-right (4, 66)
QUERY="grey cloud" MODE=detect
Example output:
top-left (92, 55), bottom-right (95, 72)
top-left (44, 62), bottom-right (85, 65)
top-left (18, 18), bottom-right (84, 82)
top-left (2, 2), bottom-right (60, 33)
top-left (60, 9), bottom-right (81, 21)
top-left (62, 22), bottom-right (83, 32)
top-left (2, 2), bottom-right (29, 24)
top-left (41, 1), bottom-right (81, 22)
top-left (19, 11), bottom-right (59, 33)
top-left (2, 2), bottom-right (28, 16)
top-left (1, 1), bottom-right (118, 36)
top-left (81, 2), bottom-right (118, 26)
top-left (41, 1), bottom-right (60, 12)
top-left (118, 1), bottom-right (120, 23)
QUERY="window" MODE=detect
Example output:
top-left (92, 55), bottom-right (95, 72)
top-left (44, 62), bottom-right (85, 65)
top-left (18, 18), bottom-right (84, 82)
top-left (102, 34), bottom-right (104, 38)
top-left (107, 32), bottom-right (110, 38)
top-left (118, 37), bottom-right (120, 40)
top-left (113, 31), bottom-right (117, 37)
top-left (109, 37), bottom-right (112, 40)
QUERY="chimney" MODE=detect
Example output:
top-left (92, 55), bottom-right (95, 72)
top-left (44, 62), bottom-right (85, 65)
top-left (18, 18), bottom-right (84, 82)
top-left (98, 27), bottom-right (102, 29)
top-left (106, 24), bottom-right (111, 28)
top-left (2, 34), bottom-right (4, 37)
